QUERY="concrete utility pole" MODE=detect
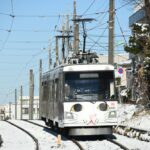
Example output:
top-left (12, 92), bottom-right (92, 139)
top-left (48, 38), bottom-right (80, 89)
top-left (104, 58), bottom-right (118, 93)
top-left (39, 59), bottom-right (42, 119)
top-left (66, 14), bottom-right (70, 55)
top-left (66, 14), bottom-right (74, 60)
top-left (15, 89), bottom-right (17, 119)
top-left (48, 40), bottom-right (52, 71)
top-left (29, 69), bottom-right (34, 120)
top-left (75, 23), bottom-right (79, 53)
top-left (73, 0), bottom-right (79, 54)
top-left (20, 85), bottom-right (23, 120)
top-left (62, 23), bottom-right (65, 64)
top-left (9, 102), bottom-right (11, 119)
top-left (55, 37), bottom-right (59, 66)
top-left (108, 0), bottom-right (115, 65)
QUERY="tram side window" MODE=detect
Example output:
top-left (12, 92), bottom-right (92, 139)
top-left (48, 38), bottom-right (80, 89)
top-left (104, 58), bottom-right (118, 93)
top-left (49, 81), bottom-right (52, 102)
top-left (42, 81), bottom-right (49, 101)
top-left (52, 81), bottom-right (55, 101)
top-left (55, 79), bottom-right (59, 102)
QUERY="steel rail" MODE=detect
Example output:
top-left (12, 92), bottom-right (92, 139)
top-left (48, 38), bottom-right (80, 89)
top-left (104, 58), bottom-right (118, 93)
top-left (71, 139), bottom-right (85, 150)
top-left (23, 120), bottom-right (85, 150)
top-left (5, 120), bottom-right (39, 150)
top-left (0, 135), bottom-right (3, 147)
top-left (107, 138), bottom-right (129, 150)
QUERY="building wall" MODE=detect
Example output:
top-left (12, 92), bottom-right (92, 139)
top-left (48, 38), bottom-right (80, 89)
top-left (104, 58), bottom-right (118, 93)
top-left (17, 96), bottom-right (39, 120)
top-left (0, 96), bottom-right (39, 120)
top-left (98, 54), bottom-right (129, 87)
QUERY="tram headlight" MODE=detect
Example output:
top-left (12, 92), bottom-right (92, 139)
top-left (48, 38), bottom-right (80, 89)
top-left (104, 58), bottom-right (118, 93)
top-left (98, 103), bottom-right (108, 111)
top-left (65, 112), bottom-right (74, 119)
top-left (71, 104), bottom-right (82, 112)
top-left (108, 111), bottom-right (117, 118)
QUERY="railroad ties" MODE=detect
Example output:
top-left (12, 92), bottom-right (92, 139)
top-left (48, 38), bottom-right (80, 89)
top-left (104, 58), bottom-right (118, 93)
top-left (114, 125), bottom-right (150, 142)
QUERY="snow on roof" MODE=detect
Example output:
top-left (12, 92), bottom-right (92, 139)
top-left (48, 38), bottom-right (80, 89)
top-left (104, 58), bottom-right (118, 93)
top-left (118, 60), bottom-right (132, 66)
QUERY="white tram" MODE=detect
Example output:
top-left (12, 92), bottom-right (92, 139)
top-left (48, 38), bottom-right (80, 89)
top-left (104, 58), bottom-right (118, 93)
top-left (41, 56), bottom-right (118, 136)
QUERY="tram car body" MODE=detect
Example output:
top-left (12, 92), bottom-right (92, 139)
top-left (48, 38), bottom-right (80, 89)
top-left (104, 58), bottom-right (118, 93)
top-left (41, 63), bottom-right (117, 136)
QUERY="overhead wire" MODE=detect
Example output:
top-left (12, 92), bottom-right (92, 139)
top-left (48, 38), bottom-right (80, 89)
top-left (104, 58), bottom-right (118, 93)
top-left (87, 26), bottom-right (108, 51)
top-left (0, 28), bottom-right (55, 33)
top-left (0, 1), bottom-right (132, 19)
top-left (6, 40), bottom-right (49, 43)
top-left (0, 0), bottom-right (15, 52)
top-left (115, 12), bottom-right (128, 45)
top-left (11, 0), bottom-right (14, 14)
top-left (81, 0), bottom-right (96, 17)
top-left (1, 0), bottom-right (131, 103)
top-left (0, 17), bottom-right (14, 51)
top-left (5, 36), bottom-right (55, 100)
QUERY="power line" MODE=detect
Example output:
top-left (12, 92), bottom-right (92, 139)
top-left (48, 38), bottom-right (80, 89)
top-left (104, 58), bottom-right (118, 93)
top-left (0, 16), bottom-right (14, 52)
top-left (81, 1), bottom-right (133, 17)
top-left (87, 26), bottom-right (108, 51)
top-left (0, 12), bottom-right (73, 18)
top-left (3, 48), bottom-right (46, 50)
top-left (11, 0), bottom-right (14, 14)
top-left (0, 28), bottom-right (54, 33)
top-left (5, 40), bottom-right (49, 43)
top-left (115, 0), bottom-right (133, 11)
top-left (81, 0), bottom-right (96, 17)
top-left (0, 0), bottom-right (15, 52)
top-left (115, 12), bottom-right (127, 44)
top-left (0, 1), bottom-right (132, 19)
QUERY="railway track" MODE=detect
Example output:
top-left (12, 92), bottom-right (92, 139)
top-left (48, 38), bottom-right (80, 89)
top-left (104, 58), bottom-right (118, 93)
top-left (0, 134), bottom-right (3, 147)
top-left (5, 120), bottom-right (39, 150)
top-left (24, 120), bottom-right (85, 150)
top-left (114, 125), bottom-right (150, 142)
top-left (107, 138), bottom-right (129, 150)
top-left (25, 120), bottom-right (130, 150)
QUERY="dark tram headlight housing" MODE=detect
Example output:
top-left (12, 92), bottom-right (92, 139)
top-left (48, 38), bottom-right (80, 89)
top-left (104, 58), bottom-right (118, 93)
top-left (71, 104), bottom-right (82, 112)
top-left (98, 102), bottom-right (108, 111)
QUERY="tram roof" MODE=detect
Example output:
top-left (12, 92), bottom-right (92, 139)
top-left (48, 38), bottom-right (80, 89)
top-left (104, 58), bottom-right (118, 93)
top-left (44, 64), bottom-right (114, 75)
top-left (63, 64), bottom-right (114, 72)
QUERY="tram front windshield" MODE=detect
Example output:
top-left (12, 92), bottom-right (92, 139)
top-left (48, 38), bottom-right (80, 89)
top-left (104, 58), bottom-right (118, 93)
top-left (64, 71), bottom-right (114, 101)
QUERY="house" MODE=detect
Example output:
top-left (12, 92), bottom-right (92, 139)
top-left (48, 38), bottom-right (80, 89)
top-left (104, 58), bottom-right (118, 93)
top-left (0, 96), bottom-right (39, 120)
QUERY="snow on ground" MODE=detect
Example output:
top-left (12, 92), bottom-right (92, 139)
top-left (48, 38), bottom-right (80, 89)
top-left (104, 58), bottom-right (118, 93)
top-left (9, 120), bottom-right (79, 150)
top-left (29, 120), bottom-right (46, 126)
top-left (0, 121), bottom-right (35, 150)
top-left (114, 133), bottom-right (150, 150)
top-left (0, 104), bottom-right (150, 150)
top-left (117, 104), bottom-right (150, 131)
top-left (78, 139), bottom-right (121, 150)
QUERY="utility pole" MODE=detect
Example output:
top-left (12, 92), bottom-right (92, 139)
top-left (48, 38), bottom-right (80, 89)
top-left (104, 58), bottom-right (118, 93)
top-left (15, 89), bottom-right (17, 119)
top-left (29, 69), bottom-right (34, 120)
top-left (20, 85), bottom-right (23, 120)
top-left (73, 0), bottom-right (79, 54)
top-left (66, 14), bottom-right (70, 55)
top-left (55, 37), bottom-right (59, 66)
top-left (39, 59), bottom-right (42, 119)
top-left (9, 102), bottom-right (11, 119)
top-left (48, 42), bottom-right (52, 71)
top-left (75, 23), bottom-right (79, 53)
top-left (108, 0), bottom-right (115, 65)
top-left (62, 23), bottom-right (65, 64)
